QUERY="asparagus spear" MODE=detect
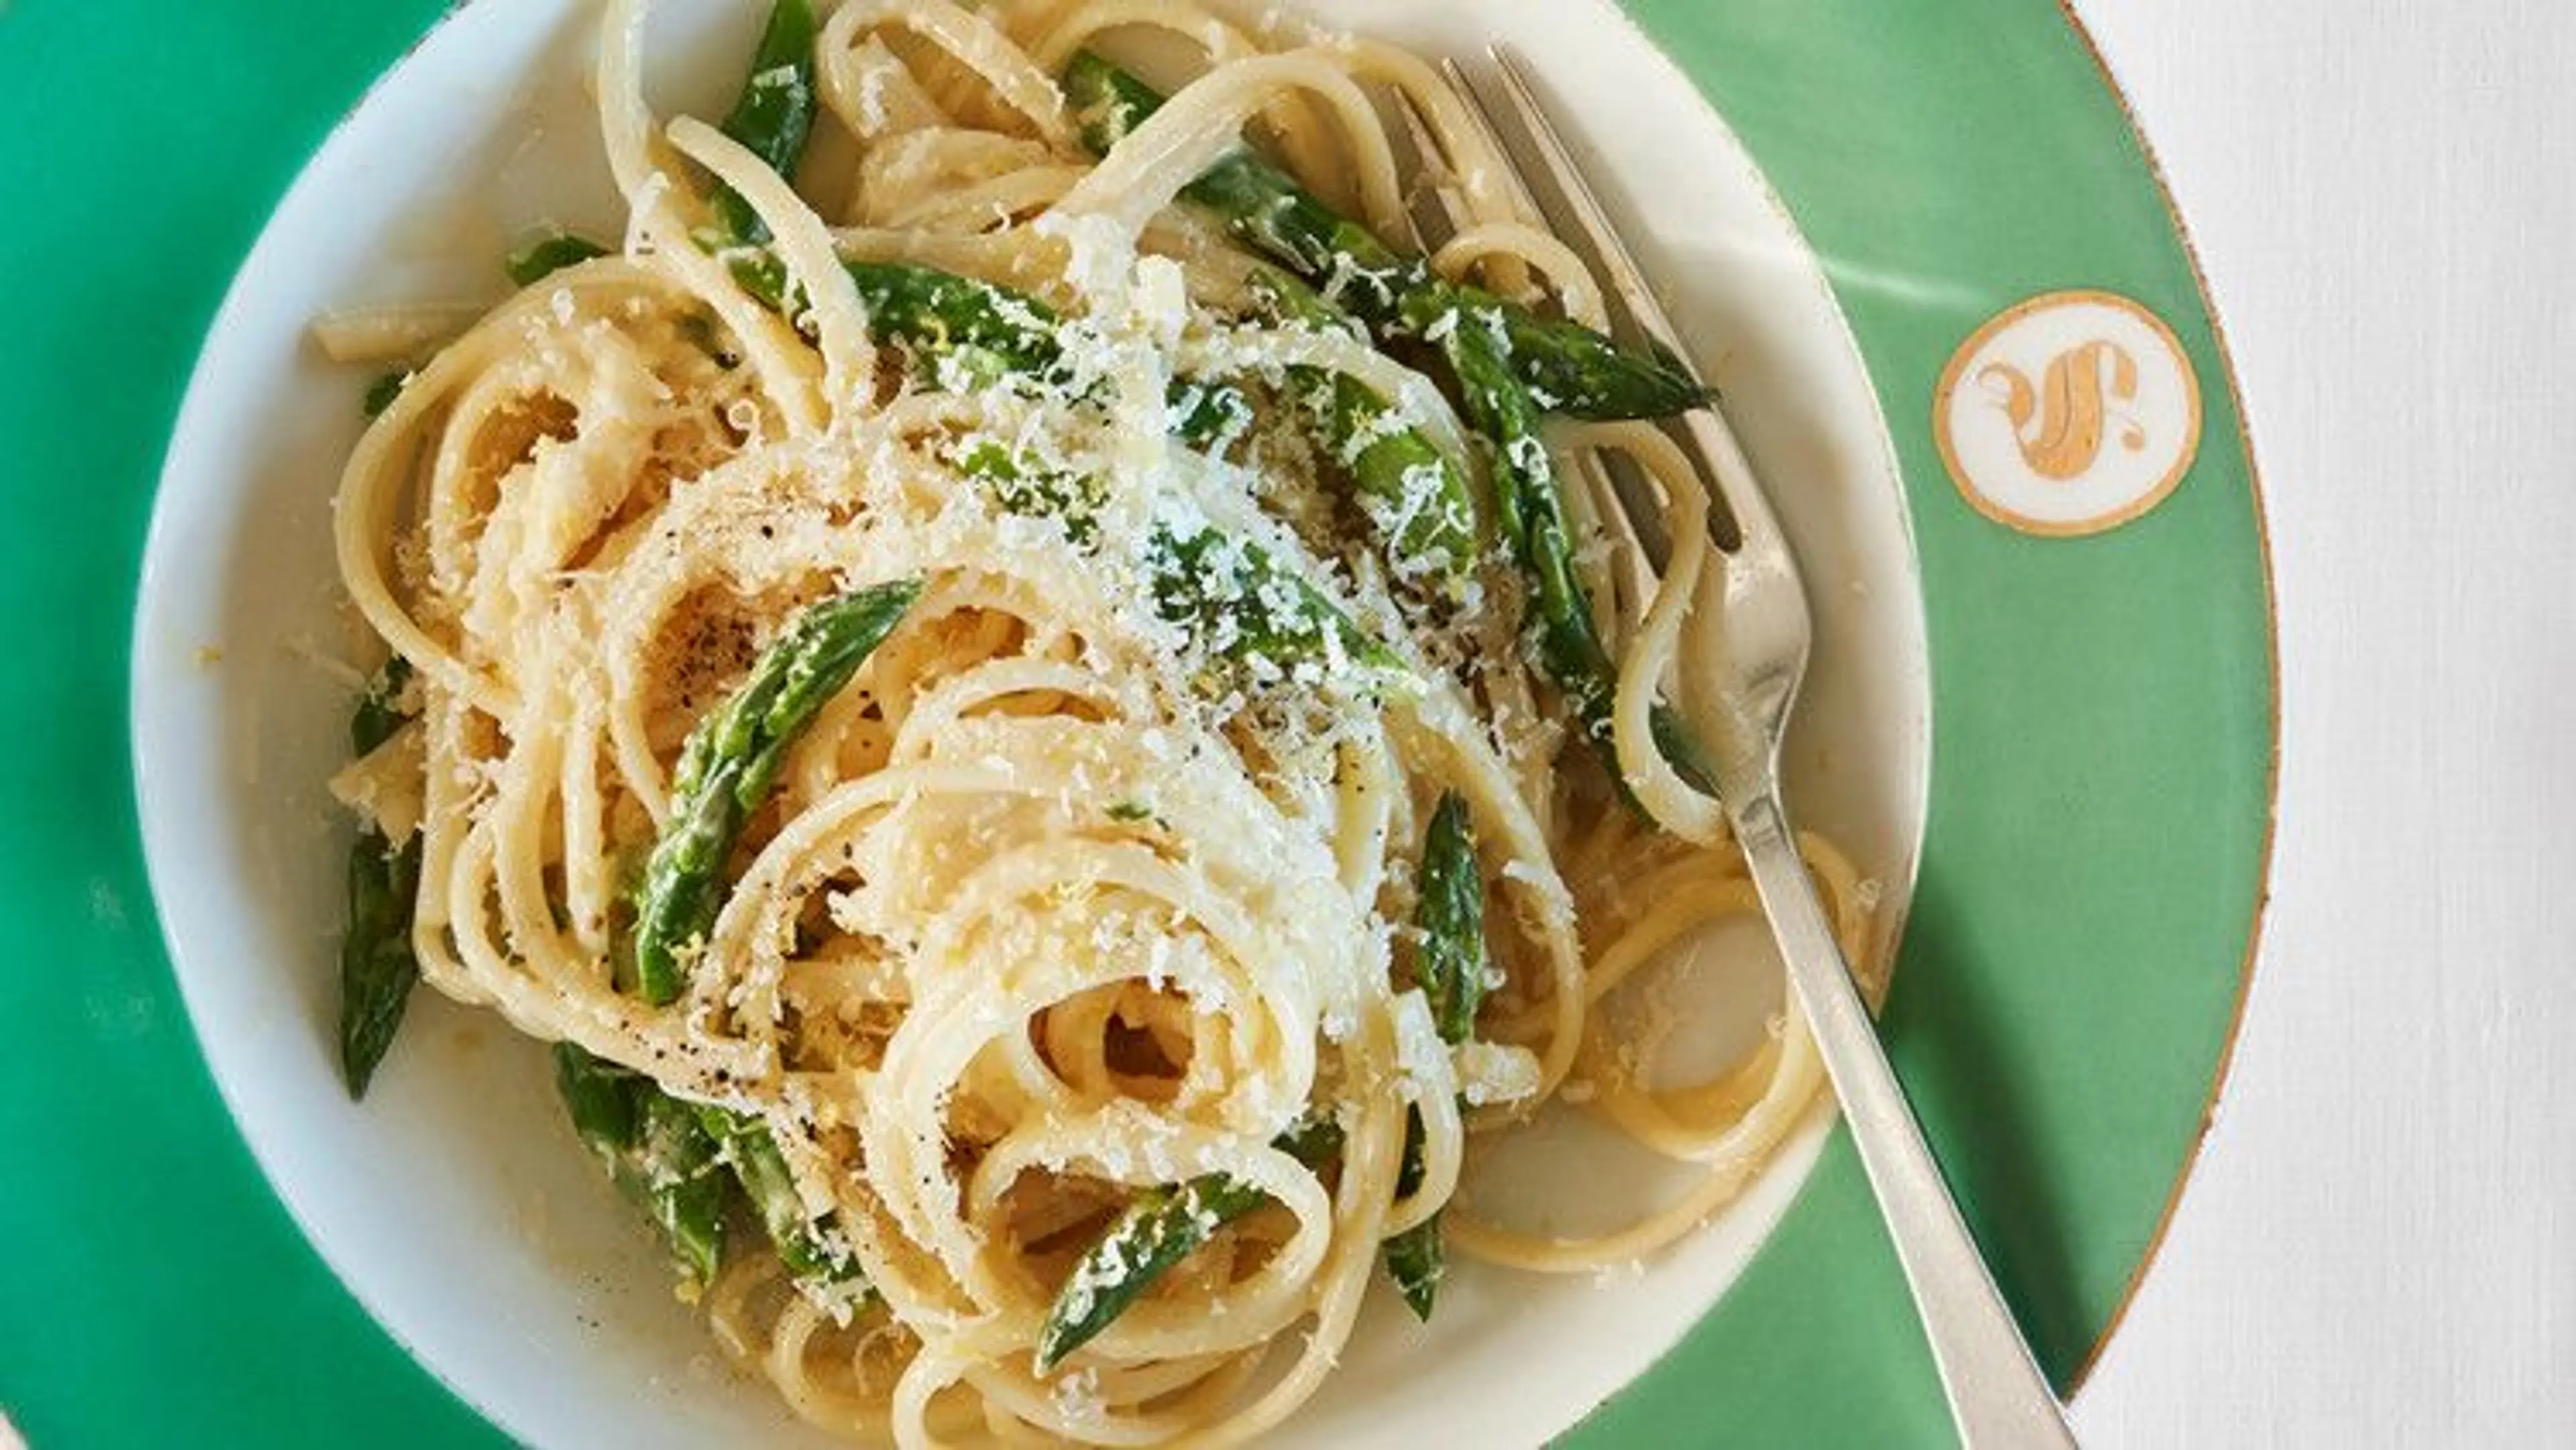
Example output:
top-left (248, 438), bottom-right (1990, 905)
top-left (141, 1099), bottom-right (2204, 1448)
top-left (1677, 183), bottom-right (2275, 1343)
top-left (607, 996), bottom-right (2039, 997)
top-left (633, 1094), bottom-right (731, 1288)
top-left (1060, 53), bottom-right (1705, 422)
top-left (691, 1104), bottom-right (863, 1288)
top-left (1146, 525), bottom-right (1400, 677)
top-left (1382, 791), bottom-right (1487, 1318)
top-left (708, 0), bottom-right (820, 249)
top-left (1063, 54), bottom-right (1412, 311)
top-left (1429, 292), bottom-right (1720, 782)
top-left (1038, 1176), bottom-right (1261, 1371)
top-left (339, 658), bottom-right (421, 1099)
top-left (505, 231), bottom-right (610, 287)
top-left (339, 833), bottom-right (421, 1098)
top-left (1411, 792), bottom-right (1487, 1044)
top-left (552, 1043), bottom-right (730, 1290)
top-left (724, 248), bottom-right (1255, 442)
top-left (555, 1047), bottom-right (867, 1297)
top-left (838, 263), bottom-right (1255, 442)
top-left (841, 260), bottom-right (1065, 376)
top-left (1068, 53), bottom-right (1707, 769)
top-left (1407, 289), bottom-right (1621, 737)
top-left (950, 439), bottom-right (1106, 544)
top-left (349, 655), bottom-right (412, 756)
top-left (1037, 1115), bottom-right (1346, 1369)
top-left (1437, 301), bottom-right (1721, 784)
top-left (362, 371), bottom-right (409, 417)
top-left (1169, 377), bottom-right (1256, 452)
top-left (951, 442), bottom-right (1397, 677)
top-left (688, 0), bottom-right (819, 326)
top-left (1246, 268), bottom-right (1477, 595)
top-left (631, 581), bottom-right (921, 1005)
top-left (678, 21), bottom-right (1258, 440)
top-left (717, 249), bottom-right (1057, 385)
top-left (680, 19), bottom-right (1260, 448)
top-left (1383, 1113), bottom-right (1442, 1318)
top-left (339, 835), bottom-right (421, 1099)
top-left (554, 1041), bottom-right (643, 1151)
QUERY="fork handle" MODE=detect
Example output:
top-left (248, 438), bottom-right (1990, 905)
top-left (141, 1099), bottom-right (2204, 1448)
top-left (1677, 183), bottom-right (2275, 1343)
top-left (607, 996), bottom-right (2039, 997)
top-left (1732, 792), bottom-right (2080, 1450)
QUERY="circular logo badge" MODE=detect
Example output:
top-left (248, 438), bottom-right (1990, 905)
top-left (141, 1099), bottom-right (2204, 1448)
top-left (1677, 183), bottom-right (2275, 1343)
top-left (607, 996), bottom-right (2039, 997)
top-left (1935, 289), bottom-right (2204, 537)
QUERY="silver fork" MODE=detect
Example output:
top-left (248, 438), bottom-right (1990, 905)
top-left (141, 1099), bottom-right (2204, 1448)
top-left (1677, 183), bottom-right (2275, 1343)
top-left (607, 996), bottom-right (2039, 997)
top-left (1412, 48), bottom-right (2082, 1450)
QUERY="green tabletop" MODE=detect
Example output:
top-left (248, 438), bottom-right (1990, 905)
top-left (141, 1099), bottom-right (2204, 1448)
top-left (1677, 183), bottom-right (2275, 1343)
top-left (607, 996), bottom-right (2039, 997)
top-left (0, 1), bottom-right (2271, 1444)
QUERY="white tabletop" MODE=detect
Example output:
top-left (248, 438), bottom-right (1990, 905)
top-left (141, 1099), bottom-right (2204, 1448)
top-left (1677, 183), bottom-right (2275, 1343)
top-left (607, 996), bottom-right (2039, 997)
top-left (2064, 1), bottom-right (2573, 1445)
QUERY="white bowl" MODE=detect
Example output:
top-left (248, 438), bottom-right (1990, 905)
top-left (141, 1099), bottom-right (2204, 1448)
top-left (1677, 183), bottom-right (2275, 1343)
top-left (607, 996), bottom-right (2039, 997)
top-left (130, 0), bottom-right (1929, 1443)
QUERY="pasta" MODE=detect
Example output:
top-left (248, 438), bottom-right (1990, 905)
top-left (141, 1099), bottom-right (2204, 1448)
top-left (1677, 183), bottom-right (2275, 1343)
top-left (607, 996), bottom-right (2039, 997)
top-left (323, 1), bottom-right (1881, 1444)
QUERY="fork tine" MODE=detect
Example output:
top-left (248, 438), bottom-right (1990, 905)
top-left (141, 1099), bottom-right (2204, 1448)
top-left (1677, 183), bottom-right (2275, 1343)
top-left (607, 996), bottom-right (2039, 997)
top-left (1482, 47), bottom-right (1694, 370)
top-left (1412, 64), bottom-right (1663, 573)
top-left (1385, 88), bottom-right (1467, 254)
top-left (1432, 52), bottom-right (1702, 562)
top-left (1574, 449), bottom-right (1662, 635)
top-left (1474, 45), bottom-right (1780, 558)
top-left (1410, 64), bottom-right (1674, 584)
top-left (1432, 59), bottom-right (1548, 223)
top-left (1426, 58), bottom-right (1556, 323)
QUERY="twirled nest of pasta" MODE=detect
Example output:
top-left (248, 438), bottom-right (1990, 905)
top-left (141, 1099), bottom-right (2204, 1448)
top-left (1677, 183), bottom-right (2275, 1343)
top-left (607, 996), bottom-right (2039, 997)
top-left (320, 1), bottom-right (1880, 1443)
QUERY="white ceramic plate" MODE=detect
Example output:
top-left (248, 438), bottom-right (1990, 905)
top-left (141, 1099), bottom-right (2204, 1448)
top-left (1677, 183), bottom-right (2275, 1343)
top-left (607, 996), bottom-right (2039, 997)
top-left (129, 0), bottom-right (1926, 1443)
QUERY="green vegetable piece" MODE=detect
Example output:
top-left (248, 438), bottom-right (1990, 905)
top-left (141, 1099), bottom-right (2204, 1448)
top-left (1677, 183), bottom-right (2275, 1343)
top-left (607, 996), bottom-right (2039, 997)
top-left (692, 1104), bottom-right (863, 1288)
top-left (1309, 366), bottom-right (1472, 586)
top-left (1065, 53), bottom-right (1411, 314)
top-left (717, 253), bottom-right (1061, 376)
top-left (1383, 1110), bottom-right (1442, 1320)
top-left (1038, 1174), bottom-right (1264, 1371)
top-left (550, 1043), bottom-right (728, 1289)
top-left (631, 580), bottom-right (922, 1004)
top-left (1409, 288), bottom-right (1621, 740)
top-left (339, 832), bottom-right (421, 1100)
top-left (1169, 378), bottom-right (1256, 452)
top-left (1069, 55), bottom-right (1712, 794)
top-left (1061, 53), bottom-right (1704, 421)
top-left (1273, 1112), bottom-right (1347, 1167)
top-left (1650, 702), bottom-right (1720, 797)
top-left (634, 1093), bottom-right (731, 1288)
top-left (692, 0), bottom-right (818, 307)
top-left (1495, 301), bottom-right (1705, 421)
top-left (350, 655), bottom-right (412, 756)
top-left (1378, 792), bottom-right (1485, 1319)
top-left (505, 231), bottom-right (610, 287)
top-left (841, 260), bottom-right (1065, 375)
top-left (1414, 792), bottom-right (1487, 1045)
top-left (1246, 267), bottom-right (1477, 592)
top-left (949, 439), bottom-right (1104, 544)
top-left (718, 241), bottom-right (1257, 435)
top-left (553, 1041), bottom-right (641, 1153)
top-left (725, 248), bottom-right (797, 313)
top-left (843, 262), bottom-right (1254, 426)
top-left (339, 656), bottom-right (420, 1100)
top-left (1412, 293), bottom-right (1724, 798)
top-left (708, 0), bottom-right (820, 248)
top-left (952, 441), bottom-right (1395, 679)
top-left (362, 370), bottom-right (409, 418)
top-left (1147, 526), bottom-right (1399, 677)
top-left (1037, 1117), bottom-right (1344, 1369)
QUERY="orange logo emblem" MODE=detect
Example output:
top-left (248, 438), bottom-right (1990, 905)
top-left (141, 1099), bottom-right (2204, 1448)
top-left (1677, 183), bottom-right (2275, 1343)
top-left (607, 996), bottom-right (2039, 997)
top-left (1937, 291), bottom-right (2202, 536)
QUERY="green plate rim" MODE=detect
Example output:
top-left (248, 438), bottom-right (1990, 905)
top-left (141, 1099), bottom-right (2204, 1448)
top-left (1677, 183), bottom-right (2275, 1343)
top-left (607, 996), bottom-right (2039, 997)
top-left (2046, 0), bottom-right (2273, 1390)
top-left (0, 0), bottom-right (2275, 1445)
top-left (1570, 2), bottom-right (2275, 1441)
